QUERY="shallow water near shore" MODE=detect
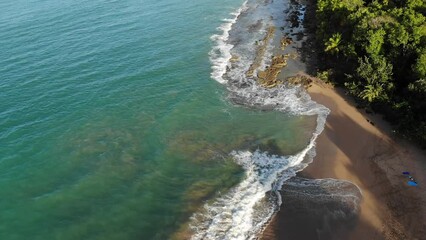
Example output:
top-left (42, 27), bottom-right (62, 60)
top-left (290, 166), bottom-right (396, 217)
top-left (0, 0), bottom-right (322, 239)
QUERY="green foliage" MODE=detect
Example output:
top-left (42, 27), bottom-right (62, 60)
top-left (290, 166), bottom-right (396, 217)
top-left (316, 0), bottom-right (426, 146)
top-left (357, 56), bottom-right (393, 85)
top-left (414, 50), bottom-right (426, 78)
top-left (317, 0), bottom-right (364, 12)
top-left (359, 84), bottom-right (384, 102)
top-left (324, 33), bottom-right (342, 54)
top-left (348, 56), bottom-right (393, 102)
top-left (344, 81), bottom-right (361, 96)
top-left (407, 0), bottom-right (425, 9)
top-left (408, 78), bottom-right (426, 93)
top-left (385, 23), bottom-right (409, 47)
top-left (316, 70), bottom-right (335, 85)
top-left (366, 29), bottom-right (386, 55)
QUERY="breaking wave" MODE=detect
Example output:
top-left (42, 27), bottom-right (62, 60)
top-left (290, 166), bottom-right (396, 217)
top-left (191, 0), bottom-right (332, 239)
top-left (209, 1), bottom-right (248, 84)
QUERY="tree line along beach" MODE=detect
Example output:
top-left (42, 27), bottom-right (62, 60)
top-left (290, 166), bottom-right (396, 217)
top-left (254, 0), bottom-right (426, 239)
top-left (208, 0), bottom-right (426, 239)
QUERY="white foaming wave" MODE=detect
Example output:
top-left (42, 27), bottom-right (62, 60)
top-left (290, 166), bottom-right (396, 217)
top-left (190, 109), bottom-right (326, 240)
top-left (197, 33), bottom-right (331, 240)
top-left (190, 81), bottom-right (330, 239)
top-left (227, 77), bottom-right (329, 116)
top-left (209, 1), bottom-right (248, 84)
top-left (190, 151), bottom-right (294, 240)
top-left (197, 0), bottom-right (333, 239)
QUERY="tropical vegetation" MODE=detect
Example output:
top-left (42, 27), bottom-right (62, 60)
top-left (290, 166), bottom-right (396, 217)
top-left (314, 0), bottom-right (426, 146)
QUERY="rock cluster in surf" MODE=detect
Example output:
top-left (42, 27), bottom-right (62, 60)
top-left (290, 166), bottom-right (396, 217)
top-left (246, 26), bottom-right (276, 79)
top-left (242, 26), bottom-right (301, 89)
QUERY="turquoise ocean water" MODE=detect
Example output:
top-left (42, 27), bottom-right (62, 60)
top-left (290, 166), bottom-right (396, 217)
top-left (0, 0), bottom-right (324, 239)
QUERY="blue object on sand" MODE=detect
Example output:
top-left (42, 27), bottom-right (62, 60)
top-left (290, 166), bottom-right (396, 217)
top-left (403, 172), bottom-right (410, 175)
top-left (408, 181), bottom-right (418, 186)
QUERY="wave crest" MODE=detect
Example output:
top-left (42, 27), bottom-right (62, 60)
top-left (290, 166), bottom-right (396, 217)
top-left (191, 0), bottom-right (332, 239)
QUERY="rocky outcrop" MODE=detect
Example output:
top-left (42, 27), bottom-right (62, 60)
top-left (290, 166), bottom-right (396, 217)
top-left (280, 36), bottom-right (292, 50)
top-left (246, 26), bottom-right (275, 78)
top-left (257, 54), bottom-right (289, 88)
top-left (286, 73), bottom-right (314, 88)
top-left (230, 54), bottom-right (239, 63)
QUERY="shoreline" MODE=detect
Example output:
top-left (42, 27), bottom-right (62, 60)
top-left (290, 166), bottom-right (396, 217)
top-left (262, 79), bottom-right (426, 239)
top-left (260, 0), bottom-right (426, 238)
top-left (201, 0), bottom-right (426, 238)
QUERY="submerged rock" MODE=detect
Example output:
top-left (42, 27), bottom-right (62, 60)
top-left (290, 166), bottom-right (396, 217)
top-left (230, 54), bottom-right (240, 63)
top-left (280, 36), bottom-right (293, 50)
top-left (246, 26), bottom-right (276, 78)
top-left (256, 54), bottom-right (290, 88)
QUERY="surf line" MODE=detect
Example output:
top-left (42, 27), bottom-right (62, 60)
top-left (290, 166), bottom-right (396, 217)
top-left (191, 0), bottom-right (330, 239)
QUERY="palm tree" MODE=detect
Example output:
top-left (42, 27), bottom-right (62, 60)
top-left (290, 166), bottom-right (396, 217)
top-left (325, 33), bottom-right (342, 55)
top-left (359, 83), bottom-right (383, 102)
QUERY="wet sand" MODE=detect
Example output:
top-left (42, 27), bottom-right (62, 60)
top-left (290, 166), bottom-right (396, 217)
top-left (262, 79), bottom-right (426, 240)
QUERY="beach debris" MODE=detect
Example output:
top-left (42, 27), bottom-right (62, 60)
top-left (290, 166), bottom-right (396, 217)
top-left (403, 172), bottom-right (418, 186)
top-left (408, 181), bottom-right (418, 186)
top-left (366, 119), bottom-right (375, 126)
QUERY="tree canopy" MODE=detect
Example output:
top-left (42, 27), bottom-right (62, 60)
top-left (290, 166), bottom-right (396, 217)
top-left (315, 0), bottom-right (426, 146)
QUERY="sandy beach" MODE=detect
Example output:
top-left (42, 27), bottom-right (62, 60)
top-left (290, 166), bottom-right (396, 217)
top-left (262, 79), bottom-right (426, 240)
top-left (258, 0), bottom-right (426, 238)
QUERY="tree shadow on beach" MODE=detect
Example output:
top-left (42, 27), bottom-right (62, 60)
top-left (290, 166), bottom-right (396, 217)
top-left (262, 88), bottom-right (426, 240)
top-left (300, 90), bottom-right (426, 239)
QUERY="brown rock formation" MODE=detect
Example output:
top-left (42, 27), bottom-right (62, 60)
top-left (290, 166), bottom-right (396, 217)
top-left (257, 54), bottom-right (290, 88)
top-left (280, 36), bottom-right (292, 50)
top-left (246, 26), bottom-right (275, 78)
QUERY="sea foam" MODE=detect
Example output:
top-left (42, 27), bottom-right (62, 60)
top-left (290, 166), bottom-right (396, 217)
top-left (209, 1), bottom-right (248, 84)
top-left (191, 0), bottom-right (331, 239)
